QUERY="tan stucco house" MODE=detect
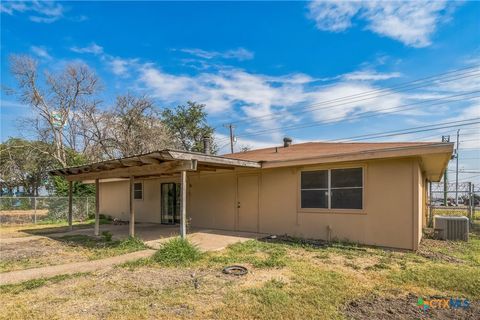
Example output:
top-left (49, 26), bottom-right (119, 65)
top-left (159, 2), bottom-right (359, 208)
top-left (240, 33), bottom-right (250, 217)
top-left (50, 139), bottom-right (453, 250)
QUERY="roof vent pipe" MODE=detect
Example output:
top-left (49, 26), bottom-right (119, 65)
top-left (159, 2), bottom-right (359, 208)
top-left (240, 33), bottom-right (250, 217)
top-left (283, 137), bottom-right (292, 148)
top-left (203, 135), bottom-right (211, 155)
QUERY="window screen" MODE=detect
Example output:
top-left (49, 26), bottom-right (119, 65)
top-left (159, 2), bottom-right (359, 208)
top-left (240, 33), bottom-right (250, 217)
top-left (330, 168), bottom-right (362, 209)
top-left (300, 168), bottom-right (363, 210)
top-left (301, 170), bottom-right (328, 208)
top-left (134, 182), bottom-right (143, 200)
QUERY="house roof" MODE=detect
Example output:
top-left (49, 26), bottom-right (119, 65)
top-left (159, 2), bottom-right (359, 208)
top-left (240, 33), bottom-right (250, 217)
top-left (223, 142), bottom-right (449, 162)
top-left (49, 141), bottom-right (453, 182)
top-left (223, 141), bottom-right (454, 181)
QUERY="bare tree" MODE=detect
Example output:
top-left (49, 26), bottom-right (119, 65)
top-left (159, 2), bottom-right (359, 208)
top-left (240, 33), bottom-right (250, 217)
top-left (9, 55), bottom-right (100, 167)
top-left (9, 55), bottom-right (174, 166)
top-left (78, 94), bottom-right (174, 159)
top-left (107, 94), bottom-right (174, 157)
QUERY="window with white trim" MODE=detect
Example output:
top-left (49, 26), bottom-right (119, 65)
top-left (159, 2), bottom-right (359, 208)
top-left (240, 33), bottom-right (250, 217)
top-left (301, 168), bottom-right (363, 210)
top-left (134, 182), bottom-right (143, 200)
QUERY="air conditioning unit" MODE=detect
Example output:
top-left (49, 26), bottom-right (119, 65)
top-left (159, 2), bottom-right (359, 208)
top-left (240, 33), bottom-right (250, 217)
top-left (433, 215), bottom-right (469, 241)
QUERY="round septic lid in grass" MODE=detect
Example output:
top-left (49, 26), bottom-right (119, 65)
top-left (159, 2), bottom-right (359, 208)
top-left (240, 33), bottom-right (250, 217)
top-left (222, 265), bottom-right (248, 276)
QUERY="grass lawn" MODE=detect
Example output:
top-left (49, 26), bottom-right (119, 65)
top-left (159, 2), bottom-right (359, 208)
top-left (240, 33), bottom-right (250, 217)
top-left (0, 221), bottom-right (148, 273)
top-left (0, 221), bottom-right (479, 319)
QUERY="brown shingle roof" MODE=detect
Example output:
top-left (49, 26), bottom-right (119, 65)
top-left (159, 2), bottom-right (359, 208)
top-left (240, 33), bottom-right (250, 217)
top-left (223, 142), bottom-right (447, 163)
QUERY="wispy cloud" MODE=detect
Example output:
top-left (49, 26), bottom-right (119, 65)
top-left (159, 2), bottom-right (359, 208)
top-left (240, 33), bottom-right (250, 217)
top-left (342, 70), bottom-right (402, 81)
top-left (307, 1), bottom-right (459, 47)
top-left (70, 43), bottom-right (104, 55)
top-left (179, 47), bottom-right (254, 61)
top-left (135, 62), bottom-right (418, 142)
top-left (108, 57), bottom-right (138, 77)
top-left (1, 0), bottom-right (65, 23)
top-left (30, 45), bottom-right (52, 60)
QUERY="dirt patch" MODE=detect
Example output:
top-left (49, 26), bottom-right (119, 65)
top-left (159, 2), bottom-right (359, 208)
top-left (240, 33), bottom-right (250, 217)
top-left (0, 238), bottom-right (90, 272)
top-left (417, 239), bottom-right (464, 264)
top-left (343, 293), bottom-right (478, 320)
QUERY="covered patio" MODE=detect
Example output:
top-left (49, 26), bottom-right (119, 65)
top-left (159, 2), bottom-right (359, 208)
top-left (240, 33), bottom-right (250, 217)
top-left (36, 222), bottom-right (266, 251)
top-left (49, 149), bottom-right (261, 240)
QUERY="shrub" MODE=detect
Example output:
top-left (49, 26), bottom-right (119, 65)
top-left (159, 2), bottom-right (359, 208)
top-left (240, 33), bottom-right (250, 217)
top-left (102, 231), bottom-right (113, 242)
top-left (118, 236), bottom-right (147, 251)
top-left (152, 237), bottom-right (202, 266)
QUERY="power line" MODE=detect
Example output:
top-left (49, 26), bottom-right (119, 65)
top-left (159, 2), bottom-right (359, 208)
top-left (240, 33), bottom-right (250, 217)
top-left (218, 65), bottom-right (480, 128)
top-left (331, 119), bottom-right (480, 142)
top-left (416, 131), bottom-right (479, 141)
top-left (218, 91), bottom-right (480, 142)
top-left (458, 174), bottom-right (480, 181)
top-left (448, 170), bottom-right (480, 174)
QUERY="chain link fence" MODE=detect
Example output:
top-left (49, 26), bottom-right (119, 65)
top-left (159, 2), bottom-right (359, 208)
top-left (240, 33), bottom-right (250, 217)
top-left (428, 182), bottom-right (478, 227)
top-left (0, 196), bottom-right (96, 225)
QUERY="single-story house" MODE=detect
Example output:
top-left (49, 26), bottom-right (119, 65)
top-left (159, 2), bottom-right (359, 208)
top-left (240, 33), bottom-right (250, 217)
top-left (50, 138), bottom-right (453, 250)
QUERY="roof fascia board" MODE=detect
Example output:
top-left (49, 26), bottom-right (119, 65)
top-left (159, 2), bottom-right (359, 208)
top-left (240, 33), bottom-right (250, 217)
top-left (261, 144), bottom-right (453, 169)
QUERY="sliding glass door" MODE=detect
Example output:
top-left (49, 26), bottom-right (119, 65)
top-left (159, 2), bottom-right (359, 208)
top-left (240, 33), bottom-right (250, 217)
top-left (161, 183), bottom-right (180, 224)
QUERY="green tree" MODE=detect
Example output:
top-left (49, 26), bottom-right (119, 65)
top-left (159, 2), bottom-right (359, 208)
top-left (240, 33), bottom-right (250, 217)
top-left (161, 101), bottom-right (216, 153)
top-left (50, 149), bottom-right (95, 196)
top-left (0, 138), bottom-right (52, 196)
top-left (0, 138), bottom-right (94, 197)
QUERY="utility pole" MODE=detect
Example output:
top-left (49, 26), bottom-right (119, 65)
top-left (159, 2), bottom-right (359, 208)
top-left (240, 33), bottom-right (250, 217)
top-left (455, 129), bottom-right (460, 205)
top-left (223, 124), bottom-right (236, 154)
top-left (442, 135), bottom-right (450, 206)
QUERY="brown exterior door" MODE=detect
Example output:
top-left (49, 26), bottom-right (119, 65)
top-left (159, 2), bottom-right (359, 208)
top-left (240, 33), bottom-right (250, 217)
top-left (237, 175), bottom-right (259, 232)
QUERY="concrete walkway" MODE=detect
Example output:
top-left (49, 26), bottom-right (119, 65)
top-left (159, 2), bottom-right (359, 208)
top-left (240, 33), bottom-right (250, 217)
top-left (0, 249), bottom-right (155, 286)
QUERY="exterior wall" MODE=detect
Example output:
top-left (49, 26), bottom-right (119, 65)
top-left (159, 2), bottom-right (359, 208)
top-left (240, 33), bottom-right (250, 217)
top-left (260, 159), bottom-right (416, 249)
top-left (188, 174), bottom-right (237, 230)
top-left (99, 157), bottom-right (424, 250)
top-left (99, 177), bottom-right (179, 223)
top-left (99, 180), bottom-right (129, 221)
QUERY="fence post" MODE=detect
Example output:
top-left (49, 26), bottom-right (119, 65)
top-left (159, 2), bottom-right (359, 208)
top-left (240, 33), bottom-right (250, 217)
top-left (474, 184), bottom-right (476, 222)
top-left (428, 181), bottom-right (433, 227)
top-left (470, 183), bottom-right (475, 223)
top-left (34, 197), bottom-right (37, 224)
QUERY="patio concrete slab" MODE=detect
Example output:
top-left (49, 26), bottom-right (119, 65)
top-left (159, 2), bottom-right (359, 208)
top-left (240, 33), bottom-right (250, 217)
top-left (36, 223), bottom-right (265, 251)
top-left (187, 230), bottom-right (265, 252)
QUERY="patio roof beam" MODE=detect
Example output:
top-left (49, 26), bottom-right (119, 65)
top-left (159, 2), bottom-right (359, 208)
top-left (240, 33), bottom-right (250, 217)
top-left (198, 164), bottom-right (235, 171)
top-left (166, 150), bottom-right (261, 168)
top-left (66, 160), bottom-right (198, 181)
top-left (138, 156), bottom-right (163, 165)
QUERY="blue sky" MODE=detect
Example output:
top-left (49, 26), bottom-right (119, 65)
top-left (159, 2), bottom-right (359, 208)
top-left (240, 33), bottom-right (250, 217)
top-left (1, 1), bottom-right (479, 183)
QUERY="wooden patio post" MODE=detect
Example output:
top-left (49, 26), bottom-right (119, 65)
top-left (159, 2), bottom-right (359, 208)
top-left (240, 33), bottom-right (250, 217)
top-left (68, 180), bottom-right (73, 230)
top-left (180, 170), bottom-right (187, 239)
top-left (94, 179), bottom-right (100, 236)
top-left (129, 176), bottom-right (135, 237)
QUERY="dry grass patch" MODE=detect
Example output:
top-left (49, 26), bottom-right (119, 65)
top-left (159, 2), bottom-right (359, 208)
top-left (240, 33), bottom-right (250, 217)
top-left (0, 235), bottom-right (147, 273)
top-left (0, 231), bottom-right (479, 320)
